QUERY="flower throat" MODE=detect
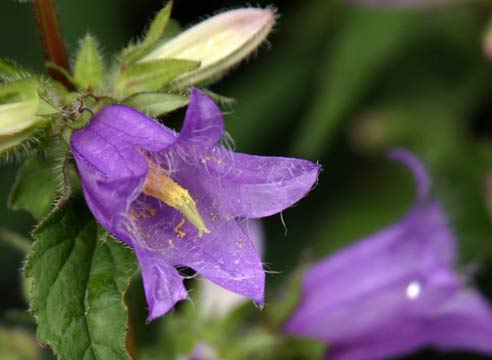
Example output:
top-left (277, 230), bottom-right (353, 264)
top-left (143, 159), bottom-right (210, 237)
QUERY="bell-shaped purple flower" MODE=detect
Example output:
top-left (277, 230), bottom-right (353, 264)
top-left (70, 88), bottom-right (319, 320)
top-left (284, 149), bottom-right (492, 360)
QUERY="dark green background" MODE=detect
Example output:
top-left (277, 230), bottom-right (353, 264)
top-left (1, 0), bottom-right (492, 359)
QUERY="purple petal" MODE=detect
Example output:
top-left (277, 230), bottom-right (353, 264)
top-left (71, 90), bottom-right (319, 320)
top-left (429, 289), bottom-right (492, 353)
top-left (189, 216), bottom-right (265, 304)
top-left (134, 245), bottom-right (188, 321)
top-left (199, 219), bottom-right (264, 317)
top-left (326, 326), bottom-right (428, 360)
top-left (284, 202), bottom-right (459, 343)
top-left (182, 146), bottom-right (320, 218)
top-left (239, 219), bottom-right (264, 256)
top-left (325, 290), bottom-right (492, 360)
top-left (285, 150), bottom-right (488, 360)
top-left (422, 201), bottom-right (457, 265)
top-left (71, 105), bottom-right (176, 243)
top-left (389, 149), bottom-right (455, 263)
top-left (389, 148), bottom-right (430, 202)
top-left (178, 88), bottom-right (224, 146)
top-left (130, 192), bottom-right (265, 304)
top-left (72, 104), bottom-right (175, 178)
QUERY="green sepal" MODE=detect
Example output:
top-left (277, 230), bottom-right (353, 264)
top-left (73, 34), bottom-right (104, 91)
top-left (141, 1), bottom-right (173, 50)
top-left (113, 59), bottom-right (199, 97)
top-left (0, 58), bottom-right (33, 81)
top-left (46, 62), bottom-right (75, 86)
top-left (24, 197), bottom-right (138, 360)
top-left (122, 91), bottom-right (188, 116)
top-left (8, 155), bottom-right (58, 220)
top-left (122, 1), bottom-right (173, 64)
top-left (198, 88), bottom-right (236, 106)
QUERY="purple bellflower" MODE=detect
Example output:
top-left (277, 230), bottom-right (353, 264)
top-left (285, 149), bottom-right (492, 360)
top-left (70, 88), bottom-right (319, 320)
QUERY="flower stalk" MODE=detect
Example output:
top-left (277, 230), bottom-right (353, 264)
top-left (32, 0), bottom-right (73, 90)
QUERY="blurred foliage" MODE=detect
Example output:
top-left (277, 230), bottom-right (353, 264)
top-left (0, 326), bottom-right (40, 360)
top-left (1, 0), bottom-right (492, 359)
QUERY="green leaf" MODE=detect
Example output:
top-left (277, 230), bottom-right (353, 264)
top-left (141, 1), bottom-right (173, 49)
top-left (113, 59), bottom-right (199, 97)
top-left (122, 91), bottom-right (188, 117)
top-left (8, 156), bottom-right (58, 220)
top-left (25, 198), bottom-right (138, 360)
top-left (293, 8), bottom-right (419, 157)
top-left (74, 34), bottom-right (104, 90)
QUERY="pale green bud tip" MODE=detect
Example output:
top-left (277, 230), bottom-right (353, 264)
top-left (140, 8), bottom-right (276, 86)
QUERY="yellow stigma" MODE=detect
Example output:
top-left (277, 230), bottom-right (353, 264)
top-left (143, 160), bottom-right (210, 237)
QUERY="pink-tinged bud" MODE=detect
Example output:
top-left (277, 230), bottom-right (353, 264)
top-left (140, 8), bottom-right (275, 88)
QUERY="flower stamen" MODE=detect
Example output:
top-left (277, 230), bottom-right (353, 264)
top-left (143, 159), bottom-right (210, 237)
top-left (174, 218), bottom-right (186, 238)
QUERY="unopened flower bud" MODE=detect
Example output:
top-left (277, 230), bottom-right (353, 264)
top-left (0, 78), bottom-right (53, 152)
top-left (0, 78), bottom-right (39, 135)
top-left (140, 8), bottom-right (275, 88)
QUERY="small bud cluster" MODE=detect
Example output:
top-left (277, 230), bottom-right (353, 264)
top-left (0, 3), bottom-right (275, 163)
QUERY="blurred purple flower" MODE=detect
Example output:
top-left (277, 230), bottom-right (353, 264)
top-left (71, 88), bottom-right (319, 320)
top-left (284, 149), bottom-right (492, 360)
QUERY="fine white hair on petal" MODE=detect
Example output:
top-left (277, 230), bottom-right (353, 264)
top-left (220, 131), bottom-right (236, 152)
top-left (280, 211), bottom-right (288, 236)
